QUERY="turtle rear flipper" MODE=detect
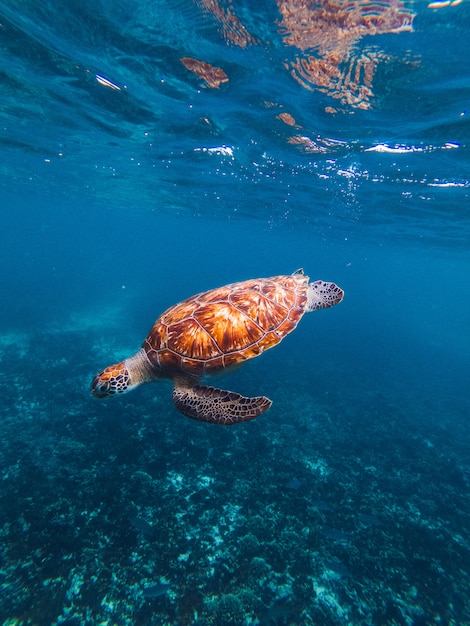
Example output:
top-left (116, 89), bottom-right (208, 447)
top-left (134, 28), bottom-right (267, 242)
top-left (172, 382), bottom-right (272, 425)
top-left (306, 280), bottom-right (344, 312)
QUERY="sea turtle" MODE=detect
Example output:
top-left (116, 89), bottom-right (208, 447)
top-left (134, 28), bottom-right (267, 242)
top-left (91, 269), bottom-right (343, 425)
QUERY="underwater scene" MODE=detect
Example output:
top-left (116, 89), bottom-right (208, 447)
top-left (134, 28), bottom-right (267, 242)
top-left (0, 0), bottom-right (469, 624)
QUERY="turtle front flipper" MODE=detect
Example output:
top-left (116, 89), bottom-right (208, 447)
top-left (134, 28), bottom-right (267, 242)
top-left (172, 381), bottom-right (272, 425)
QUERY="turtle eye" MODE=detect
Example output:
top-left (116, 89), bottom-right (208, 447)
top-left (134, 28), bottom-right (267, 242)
top-left (92, 379), bottom-right (110, 397)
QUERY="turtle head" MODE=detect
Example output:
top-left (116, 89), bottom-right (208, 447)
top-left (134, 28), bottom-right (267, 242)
top-left (91, 361), bottom-right (131, 398)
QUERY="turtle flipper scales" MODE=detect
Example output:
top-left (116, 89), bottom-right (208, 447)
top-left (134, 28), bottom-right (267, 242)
top-left (172, 381), bottom-right (272, 425)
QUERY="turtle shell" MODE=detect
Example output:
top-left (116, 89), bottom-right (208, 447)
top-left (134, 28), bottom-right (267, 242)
top-left (143, 273), bottom-right (309, 377)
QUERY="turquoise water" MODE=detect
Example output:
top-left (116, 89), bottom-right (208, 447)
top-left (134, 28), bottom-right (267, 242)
top-left (1, 0), bottom-right (469, 623)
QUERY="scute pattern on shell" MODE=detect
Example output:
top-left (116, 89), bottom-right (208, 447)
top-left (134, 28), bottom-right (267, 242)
top-left (143, 274), bottom-right (309, 376)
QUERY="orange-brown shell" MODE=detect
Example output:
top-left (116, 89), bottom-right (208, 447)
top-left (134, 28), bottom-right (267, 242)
top-left (143, 274), bottom-right (309, 377)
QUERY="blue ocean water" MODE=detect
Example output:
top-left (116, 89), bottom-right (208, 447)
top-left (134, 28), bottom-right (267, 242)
top-left (1, 0), bottom-right (469, 623)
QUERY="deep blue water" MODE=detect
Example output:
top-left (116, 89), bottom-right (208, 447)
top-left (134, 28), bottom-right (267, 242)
top-left (1, 0), bottom-right (469, 624)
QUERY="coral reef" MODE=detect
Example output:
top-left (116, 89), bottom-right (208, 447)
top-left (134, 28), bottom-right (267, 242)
top-left (0, 324), bottom-right (469, 624)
